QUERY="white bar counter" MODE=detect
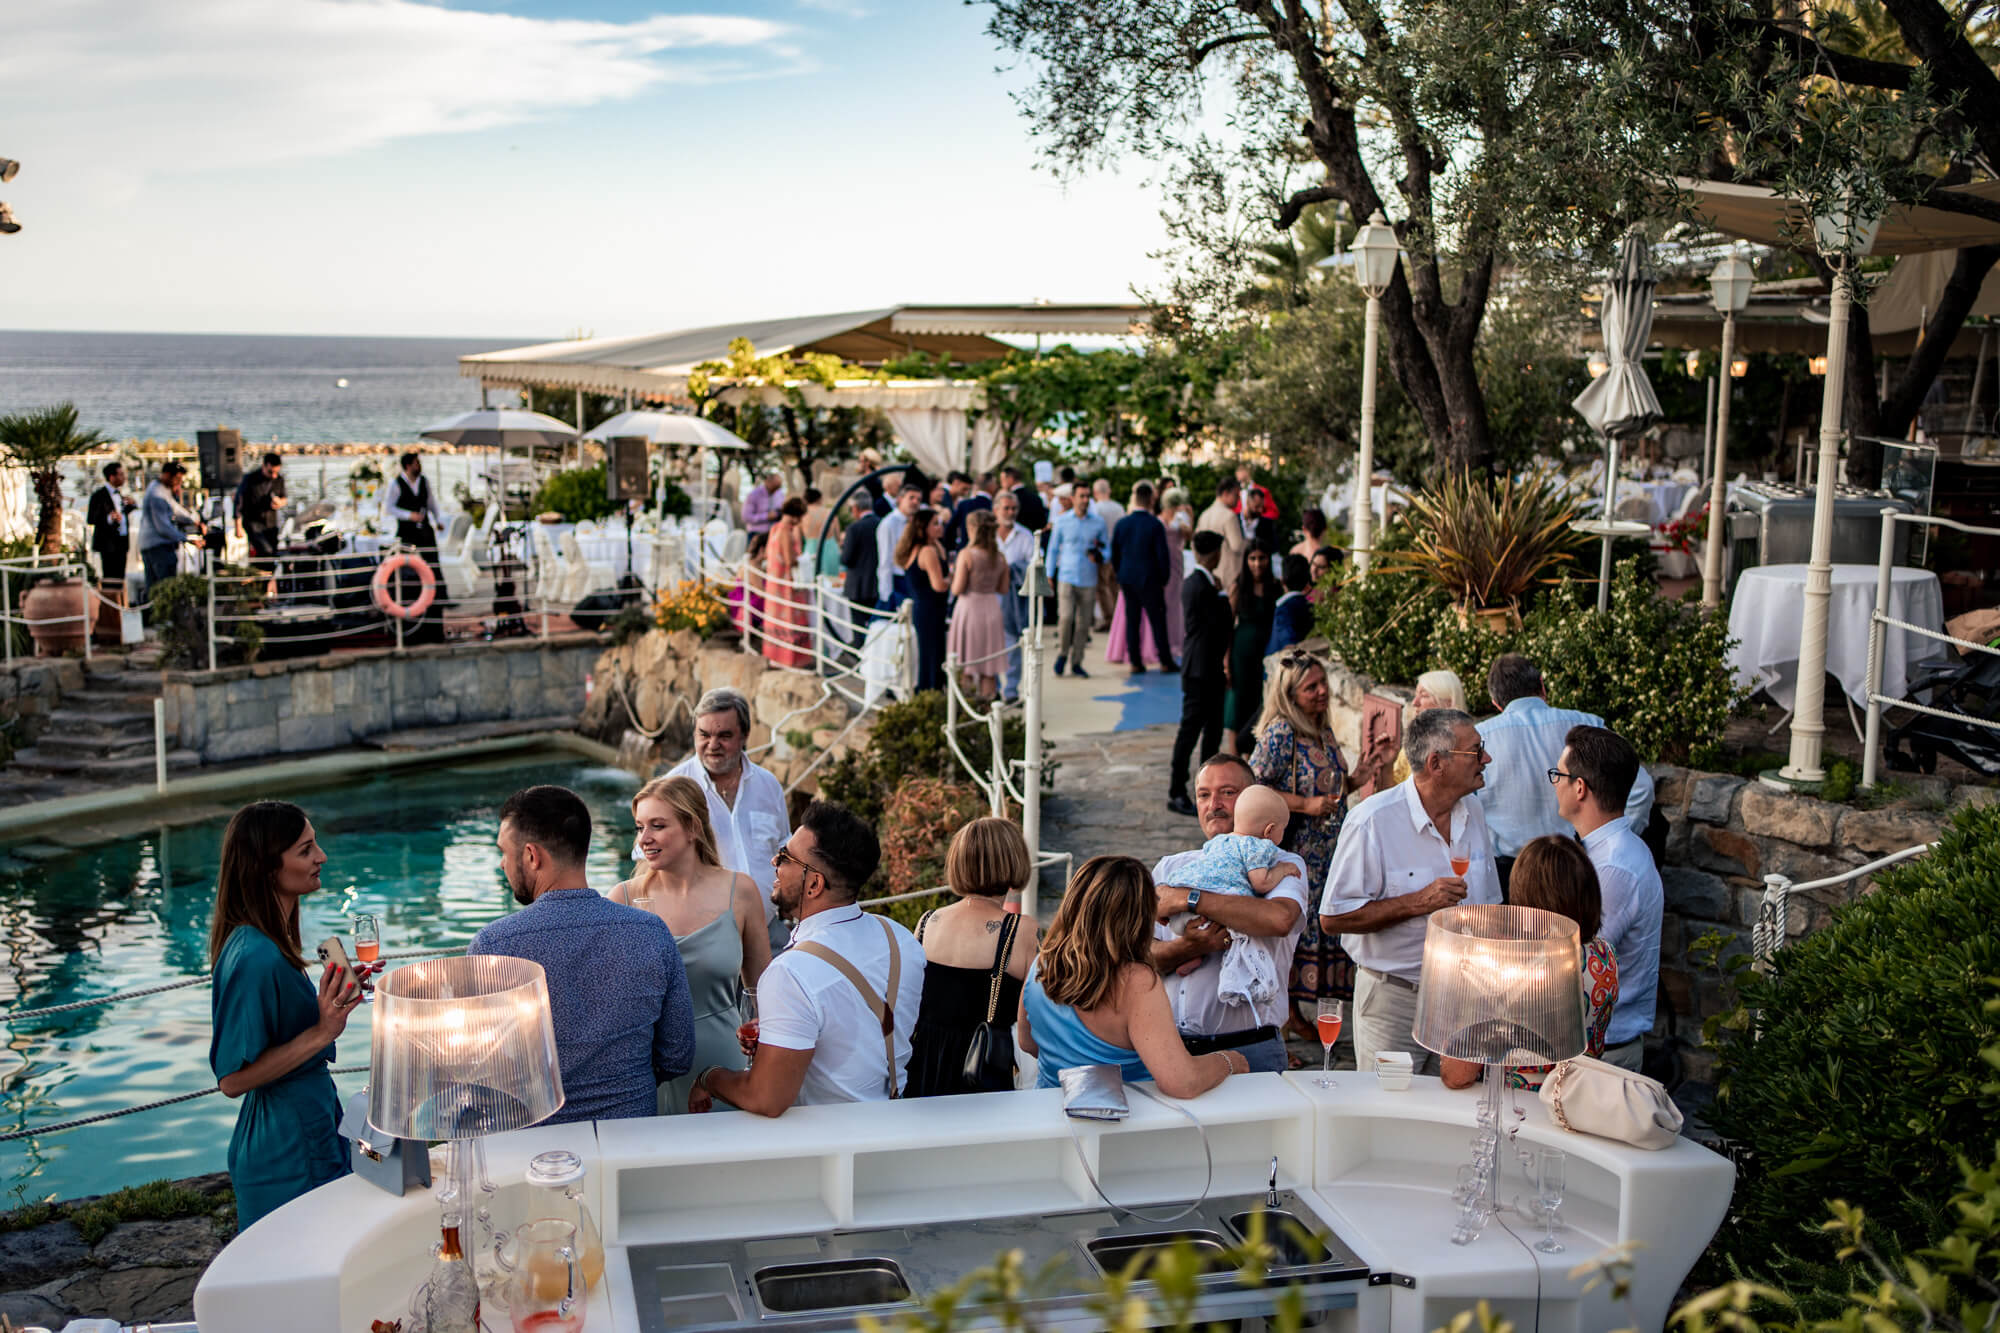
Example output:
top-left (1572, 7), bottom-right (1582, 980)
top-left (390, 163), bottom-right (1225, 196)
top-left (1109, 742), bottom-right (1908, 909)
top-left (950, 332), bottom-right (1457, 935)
top-left (194, 1071), bottom-right (1731, 1332)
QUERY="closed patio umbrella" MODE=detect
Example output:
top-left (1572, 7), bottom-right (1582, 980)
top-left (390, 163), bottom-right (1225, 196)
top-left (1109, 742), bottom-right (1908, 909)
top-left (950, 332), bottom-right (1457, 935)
top-left (1571, 227), bottom-right (1664, 609)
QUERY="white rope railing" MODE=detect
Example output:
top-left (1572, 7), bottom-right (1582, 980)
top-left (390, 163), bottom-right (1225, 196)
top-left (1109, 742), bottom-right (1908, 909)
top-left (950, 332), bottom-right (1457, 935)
top-left (1752, 841), bottom-right (1936, 969)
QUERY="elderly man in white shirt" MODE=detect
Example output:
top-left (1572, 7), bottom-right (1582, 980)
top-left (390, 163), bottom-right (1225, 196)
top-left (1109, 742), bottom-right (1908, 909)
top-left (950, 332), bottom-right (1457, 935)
top-left (1151, 754), bottom-right (1308, 1074)
top-left (1320, 708), bottom-right (1503, 1073)
top-left (1556, 724), bottom-right (1665, 1073)
top-left (667, 687), bottom-right (791, 953)
top-left (690, 801), bottom-right (924, 1114)
top-left (1477, 653), bottom-right (1655, 888)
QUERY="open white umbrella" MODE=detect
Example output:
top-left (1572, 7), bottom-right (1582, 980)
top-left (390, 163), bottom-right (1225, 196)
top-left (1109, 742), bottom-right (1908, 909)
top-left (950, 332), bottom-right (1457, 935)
top-left (1570, 227), bottom-right (1665, 609)
top-left (418, 408), bottom-right (577, 449)
top-left (580, 410), bottom-right (749, 450)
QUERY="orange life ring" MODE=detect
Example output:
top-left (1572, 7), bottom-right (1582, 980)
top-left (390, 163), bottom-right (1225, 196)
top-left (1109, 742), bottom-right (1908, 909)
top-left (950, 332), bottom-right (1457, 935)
top-left (371, 552), bottom-right (437, 619)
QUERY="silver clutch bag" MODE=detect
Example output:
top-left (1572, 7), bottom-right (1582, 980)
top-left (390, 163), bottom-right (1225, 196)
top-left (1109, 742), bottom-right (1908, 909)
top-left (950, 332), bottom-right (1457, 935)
top-left (1059, 1063), bottom-right (1130, 1120)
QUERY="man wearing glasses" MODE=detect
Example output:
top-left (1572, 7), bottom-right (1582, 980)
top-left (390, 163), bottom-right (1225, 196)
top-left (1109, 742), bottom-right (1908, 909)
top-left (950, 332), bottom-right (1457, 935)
top-left (668, 688), bottom-right (792, 953)
top-left (689, 801), bottom-right (925, 1115)
top-left (1319, 709), bottom-right (1502, 1072)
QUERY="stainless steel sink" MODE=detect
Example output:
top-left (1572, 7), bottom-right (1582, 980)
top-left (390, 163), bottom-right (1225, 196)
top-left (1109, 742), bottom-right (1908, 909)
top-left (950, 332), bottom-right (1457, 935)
top-left (1226, 1209), bottom-right (1328, 1268)
top-left (1084, 1229), bottom-right (1229, 1278)
top-left (753, 1257), bottom-right (914, 1313)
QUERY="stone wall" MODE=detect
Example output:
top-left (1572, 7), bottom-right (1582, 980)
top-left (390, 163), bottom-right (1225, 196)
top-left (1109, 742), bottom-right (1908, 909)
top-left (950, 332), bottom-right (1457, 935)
top-left (161, 634), bottom-right (601, 763)
top-left (578, 629), bottom-right (860, 791)
top-left (0, 658), bottom-right (80, 755)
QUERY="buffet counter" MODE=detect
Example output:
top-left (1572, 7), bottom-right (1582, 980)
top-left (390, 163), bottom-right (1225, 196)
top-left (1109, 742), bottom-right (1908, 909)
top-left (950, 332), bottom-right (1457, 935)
top-left (194, 1072), bottom-right (1732, 1333)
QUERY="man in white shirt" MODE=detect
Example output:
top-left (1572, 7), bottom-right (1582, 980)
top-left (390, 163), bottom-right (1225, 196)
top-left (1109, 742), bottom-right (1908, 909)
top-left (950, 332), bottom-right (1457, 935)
top-left (1195, 476), bottom-right (1249, 592)
top-left (1555, 724), bottom-right (1665, 1072)
top-left (1477, 653), bottom-right (1655, 889)
top-left (690, 801), bottom-right (924, 1114)
top-left (1088, 478), bottom-right (1125, 629)
top-left (1320, 708), bottom-right (1503, 1073)
top-left (874, 483), bottom-right (922, 612)
top-left (1151, 754), bottom-right (1307, 1073)
top-left (667, 687), bottom-right (791, 952)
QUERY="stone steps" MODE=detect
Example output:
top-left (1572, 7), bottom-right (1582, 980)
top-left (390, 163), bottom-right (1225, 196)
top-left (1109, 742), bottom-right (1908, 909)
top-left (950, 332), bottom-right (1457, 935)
top-left (64, 687), bottom-right (162, 710)
top-left (32, 731), bottom-right (159, 760)
top-left (8, 746), bottom-right (202, 780)
top-left (44, 707), bottom-right (156, 738)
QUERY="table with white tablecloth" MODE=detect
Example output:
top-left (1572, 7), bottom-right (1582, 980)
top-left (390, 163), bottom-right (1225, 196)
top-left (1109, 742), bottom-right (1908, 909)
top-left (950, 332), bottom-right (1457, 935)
top-left (1727, 564), bottom-right (1946, 711)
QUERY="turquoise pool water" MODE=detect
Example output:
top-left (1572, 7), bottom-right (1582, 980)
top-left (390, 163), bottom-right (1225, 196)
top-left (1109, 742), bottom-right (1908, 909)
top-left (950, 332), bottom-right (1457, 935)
top-left (0, 754), bottom-right (642, 1204)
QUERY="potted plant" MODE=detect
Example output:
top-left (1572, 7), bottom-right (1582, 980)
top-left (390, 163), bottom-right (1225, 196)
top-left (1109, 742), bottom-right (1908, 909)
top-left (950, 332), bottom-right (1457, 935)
top-left (1384, 470), bottom-right (1587, 632)
top-left (0, 403), bottom-right (110, 655)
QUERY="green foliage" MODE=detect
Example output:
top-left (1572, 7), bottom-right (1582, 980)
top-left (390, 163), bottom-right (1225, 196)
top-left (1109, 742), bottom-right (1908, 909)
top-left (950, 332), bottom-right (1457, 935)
top-left (530, 465), bottom-right (619, 523)
top-left (1079, 461), bottom-right (1311, 534)
top-left (606, 603), bottom-right (653, 646)
top-left (149, 568), bottom-right (266, 670)
top-left (0, 402), bottom-right (112, 556)
top-left (1699, 813), bottom-right (2000, 1312)
top-left (2, 1175), bottom-right (231, 1243)
top-left (1315, 519), bottom-right (1449, 686)
top-left (818, 691), bottom-right (1046, 833)
top-left (1380, 470), bottom-right (1589, 611)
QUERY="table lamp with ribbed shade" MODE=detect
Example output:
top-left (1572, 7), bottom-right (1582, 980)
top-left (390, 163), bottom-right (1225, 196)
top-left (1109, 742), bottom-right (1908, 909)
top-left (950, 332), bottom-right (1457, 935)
top-left (1413, 905), bottom-right (1585, 1245)
top-left (369, 955), bottom-right (564, 1333)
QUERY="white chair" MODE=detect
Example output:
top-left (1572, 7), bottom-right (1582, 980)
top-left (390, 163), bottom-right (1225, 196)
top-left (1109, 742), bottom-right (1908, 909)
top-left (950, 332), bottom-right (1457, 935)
top-left (560, 530), bottom-right (617, 599)
top-left (530, 523), bottom-right (565, 606)
top-left (439, 512), bottom-right (473, 559)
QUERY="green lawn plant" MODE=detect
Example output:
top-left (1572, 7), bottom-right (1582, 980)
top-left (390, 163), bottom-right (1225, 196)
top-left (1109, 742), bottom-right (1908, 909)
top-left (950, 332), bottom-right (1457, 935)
top-left (530, 464), bottom-right (619, 523)
top-left (1698, 804), bottom-right (2000, 1315)
top-left (149, 569), bottom-right (266, 669)
top-left (1378, 469), bottom-right (1589, 615)
top-left (818, 691), bottom-right (1050, 831)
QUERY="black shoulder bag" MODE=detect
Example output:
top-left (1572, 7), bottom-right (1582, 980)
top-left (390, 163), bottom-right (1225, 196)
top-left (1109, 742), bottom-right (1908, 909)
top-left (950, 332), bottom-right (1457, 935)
top-left (960, 913), bottom-right (1022, 1092)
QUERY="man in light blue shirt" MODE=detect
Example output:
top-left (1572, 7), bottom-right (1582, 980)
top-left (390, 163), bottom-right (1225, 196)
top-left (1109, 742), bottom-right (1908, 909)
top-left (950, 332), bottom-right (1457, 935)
top-left (1476, 654), bottom-right (1654, 882)
top-left (874, 483), bottom-right (921, 612)
top-left (1044, 484), bottom-right (1107, 678)
top-left (1554, 725), bottom-right (1663, 1072)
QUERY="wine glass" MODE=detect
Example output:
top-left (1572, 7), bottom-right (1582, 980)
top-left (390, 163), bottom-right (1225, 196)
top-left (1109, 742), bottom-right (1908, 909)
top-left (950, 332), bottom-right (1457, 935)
top-left (1448, 837), bottom-right (1471, 879)
top-left (1313, 999), bottom-right (1343, 1089)
top-left (737, 987), bottom-right (760, 1063)
top-left (1534, 1148), bottom-right (1567, 1253)
top-left (351, 913), bottom-right (380, 1004)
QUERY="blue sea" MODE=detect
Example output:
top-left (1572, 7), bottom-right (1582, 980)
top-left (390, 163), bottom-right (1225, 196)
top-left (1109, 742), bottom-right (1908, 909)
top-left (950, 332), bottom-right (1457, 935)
top-left (0, 330), bottom-right (533, 445)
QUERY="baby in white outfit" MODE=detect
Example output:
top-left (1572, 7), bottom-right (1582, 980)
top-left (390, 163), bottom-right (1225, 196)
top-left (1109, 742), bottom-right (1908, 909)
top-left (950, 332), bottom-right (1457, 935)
top-left (1166, 786), bottom-right (1293, 1006)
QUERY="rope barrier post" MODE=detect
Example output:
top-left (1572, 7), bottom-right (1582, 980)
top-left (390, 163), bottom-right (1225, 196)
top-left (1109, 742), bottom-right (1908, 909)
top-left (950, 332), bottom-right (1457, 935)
top-left (1860, 507), bottom-right (1899, 791)
top-left (79, 561), bottom-right (92, 662)
top-left (2, 563), bottom-right (12, 669)
top-left (205, 547), bottom-right (218, 673)
top-left (1020, 560), bottom-right (1049, 920)
top-left (154, 696), bottom-right (168, 793)
top-left (394, 578), bottom-right (405, 653)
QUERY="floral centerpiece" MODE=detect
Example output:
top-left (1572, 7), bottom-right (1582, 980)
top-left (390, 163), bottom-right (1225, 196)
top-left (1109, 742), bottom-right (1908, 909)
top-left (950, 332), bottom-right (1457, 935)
top-left (654, 579), bottom-right (732, 639)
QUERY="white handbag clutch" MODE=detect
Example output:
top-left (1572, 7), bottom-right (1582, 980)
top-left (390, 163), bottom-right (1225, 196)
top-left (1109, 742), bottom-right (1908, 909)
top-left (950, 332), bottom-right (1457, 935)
top-left (1538, 1055), bottom-right (1683, 1150)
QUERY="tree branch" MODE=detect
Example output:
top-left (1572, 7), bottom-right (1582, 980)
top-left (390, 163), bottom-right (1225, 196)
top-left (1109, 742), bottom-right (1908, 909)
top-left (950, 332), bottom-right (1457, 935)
top-left (1726, 17), bottom-right (1917, 91)
top-left (1275, 184), bottom-right (1342, 230)
top-left (1185, 29), bottom-right (1266, 65)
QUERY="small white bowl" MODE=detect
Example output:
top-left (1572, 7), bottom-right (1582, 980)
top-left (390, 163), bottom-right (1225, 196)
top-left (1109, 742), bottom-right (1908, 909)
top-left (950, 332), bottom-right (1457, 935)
top-left (1375, 1051), bottom-right (1413, 1091)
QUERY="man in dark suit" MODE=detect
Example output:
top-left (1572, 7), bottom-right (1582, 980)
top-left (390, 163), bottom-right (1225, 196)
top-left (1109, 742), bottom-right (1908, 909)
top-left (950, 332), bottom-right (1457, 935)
top-left (944, 471), bottom-right (991, 551)
top-left (1001, 465), bottom-right (1046, 532)
top-left (838, 491), bottom-right (881, 645)
top-left (88, 461), bottom-right (136, 596)
top-left (1170, 529), bottom-right (1232, 816)
top-left (1109, 482), bottom-right (1176, 677)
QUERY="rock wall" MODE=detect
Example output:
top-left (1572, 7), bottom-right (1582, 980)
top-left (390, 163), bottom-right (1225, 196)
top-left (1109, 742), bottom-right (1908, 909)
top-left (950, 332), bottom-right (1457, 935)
top-left (161, 634), bottom-right (600, 762)
top-left (0, 658), bottom-right (80, 755)
top-left (579, 629), bottom-right (861, 791)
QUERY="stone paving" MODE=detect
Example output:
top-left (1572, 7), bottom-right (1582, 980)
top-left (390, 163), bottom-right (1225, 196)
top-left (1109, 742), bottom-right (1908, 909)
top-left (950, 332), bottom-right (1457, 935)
top-left (1035, 721), bottom-right (1203, 894)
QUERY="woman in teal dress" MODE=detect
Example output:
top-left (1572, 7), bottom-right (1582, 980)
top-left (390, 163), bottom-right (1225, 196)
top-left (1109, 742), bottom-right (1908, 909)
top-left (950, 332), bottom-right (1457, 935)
top-left (610, 774), bottom-right (771, 1113)
top-left (208, 801), bottom-right (359, 1230)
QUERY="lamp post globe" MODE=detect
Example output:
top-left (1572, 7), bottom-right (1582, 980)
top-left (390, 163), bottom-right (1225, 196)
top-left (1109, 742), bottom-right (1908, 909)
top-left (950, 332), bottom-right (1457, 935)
top-left (1700, 251), bottom-right (1754, 607)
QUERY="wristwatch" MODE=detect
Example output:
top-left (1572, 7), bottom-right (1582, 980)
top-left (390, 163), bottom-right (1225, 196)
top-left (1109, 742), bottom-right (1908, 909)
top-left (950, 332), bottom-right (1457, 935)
top-left (1186, 888), bottom-right (1203, 913)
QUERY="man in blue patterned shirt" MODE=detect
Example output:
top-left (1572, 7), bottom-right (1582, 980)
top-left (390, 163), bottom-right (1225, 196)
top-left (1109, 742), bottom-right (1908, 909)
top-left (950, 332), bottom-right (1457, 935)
top-left (471, 785), bottom-right (694, 1123)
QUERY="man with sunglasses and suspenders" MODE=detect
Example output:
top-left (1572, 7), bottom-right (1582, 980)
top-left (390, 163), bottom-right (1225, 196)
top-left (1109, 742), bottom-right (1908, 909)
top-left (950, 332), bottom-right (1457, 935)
top-left (689, 801), bottom-right (925, 1115)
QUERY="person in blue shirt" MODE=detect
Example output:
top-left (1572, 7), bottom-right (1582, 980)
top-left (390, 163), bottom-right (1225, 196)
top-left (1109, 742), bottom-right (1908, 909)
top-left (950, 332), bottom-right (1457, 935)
top-left (1109, 482), bottom-right (1178, 677)
top-left (1044, 484), bottom-right (1108, 678)
top-left (471, 785), bottom-right (695, 1124)
top-left (208, 801), bottom-right (359, 1231)
top-left (1265, 554), bottom-right (1316, 657)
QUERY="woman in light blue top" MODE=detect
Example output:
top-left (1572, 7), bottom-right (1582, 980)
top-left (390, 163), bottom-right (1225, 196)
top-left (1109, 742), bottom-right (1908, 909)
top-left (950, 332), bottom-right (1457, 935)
top-left (1017, 856), bottom-right (1248, 1096)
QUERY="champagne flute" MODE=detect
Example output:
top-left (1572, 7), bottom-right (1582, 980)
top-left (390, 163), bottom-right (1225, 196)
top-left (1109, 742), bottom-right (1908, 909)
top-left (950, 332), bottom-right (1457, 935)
top-left (1313, 999), bottom-right (1343, 1089)
top-left (737, 987), bottom-right (760, 1062)
top-left (1534, 1149), bottom-right (1567, 1253)
top-left (351, 912), bottom-right (380, 1003)
top-left (1448, 837), bottom-right (1471, 879)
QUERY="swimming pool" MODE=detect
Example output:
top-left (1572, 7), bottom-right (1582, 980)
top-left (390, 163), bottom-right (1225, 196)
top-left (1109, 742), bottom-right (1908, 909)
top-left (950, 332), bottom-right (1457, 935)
top-left (0, 754), bottom-right (642, 1204)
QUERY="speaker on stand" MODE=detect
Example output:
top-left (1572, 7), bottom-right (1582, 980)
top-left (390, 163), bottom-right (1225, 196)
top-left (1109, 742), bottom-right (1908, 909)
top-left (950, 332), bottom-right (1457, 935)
top-left (608, 436), bottom-right (650, 590)
top-left (197, 428), bottom-right (245, 492)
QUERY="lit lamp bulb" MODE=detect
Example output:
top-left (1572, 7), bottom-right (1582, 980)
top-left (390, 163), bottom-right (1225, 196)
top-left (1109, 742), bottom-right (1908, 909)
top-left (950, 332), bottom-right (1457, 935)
top-left (1684, 350), bottom-right (1702, 377)
top-left (1586, 351), bottom-right (1610, 379)
top-left (1809, 355), bottom-right (1829, 376)
top-left (1730, 357), bottom-right (1749, 379)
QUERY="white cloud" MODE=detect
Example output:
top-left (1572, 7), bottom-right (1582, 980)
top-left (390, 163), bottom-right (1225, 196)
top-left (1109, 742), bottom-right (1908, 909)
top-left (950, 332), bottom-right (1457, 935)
top-left (0, 0), bottom-right (801, 194)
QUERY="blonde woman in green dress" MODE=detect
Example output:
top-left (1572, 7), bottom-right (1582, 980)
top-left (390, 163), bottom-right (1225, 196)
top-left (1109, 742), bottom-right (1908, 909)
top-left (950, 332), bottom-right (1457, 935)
top-left (611, 776), bottom-right (772, 1113)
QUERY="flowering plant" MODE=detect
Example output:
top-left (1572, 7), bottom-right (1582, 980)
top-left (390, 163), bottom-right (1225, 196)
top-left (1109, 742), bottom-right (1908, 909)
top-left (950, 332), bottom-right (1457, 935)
top-left (1658, 503), bottom-right (1708, 555)
top-left (654, 579), bottom-right (731, 639)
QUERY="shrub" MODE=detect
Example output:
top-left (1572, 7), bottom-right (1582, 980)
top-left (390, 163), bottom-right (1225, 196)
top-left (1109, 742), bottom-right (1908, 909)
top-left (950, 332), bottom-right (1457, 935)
top-left (653, 580), bottom-right (732, 639)
top-left (149, 568), bottom-right (266, 669)
top-left (530, 464), bottom-right (618, 522)
top-left (1315, 519), bottom-right (1452, 686)
top-left (818, 691), bottom-right (1046, 830)
top-left (872, 777), bottom-right (990, 928)
top-left (1698, 806), bottom-right (2000, 1312)
top-left (1380, 469), bottom-right (1589, 611)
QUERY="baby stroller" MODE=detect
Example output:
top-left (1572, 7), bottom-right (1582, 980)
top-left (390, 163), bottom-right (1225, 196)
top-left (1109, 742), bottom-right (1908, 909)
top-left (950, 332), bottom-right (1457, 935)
top-left (1882, 647), bottom-right (2000, 777)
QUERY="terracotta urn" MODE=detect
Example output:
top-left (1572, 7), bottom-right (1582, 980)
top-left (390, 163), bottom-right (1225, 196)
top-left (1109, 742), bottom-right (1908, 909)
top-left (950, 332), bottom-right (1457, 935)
top-left (21, 576), bottom-right (90, 656)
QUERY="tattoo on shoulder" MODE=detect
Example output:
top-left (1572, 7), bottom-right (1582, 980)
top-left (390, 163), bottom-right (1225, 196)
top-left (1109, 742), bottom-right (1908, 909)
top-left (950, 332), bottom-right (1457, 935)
top-left (985, 918), bottom-right (1001, 933)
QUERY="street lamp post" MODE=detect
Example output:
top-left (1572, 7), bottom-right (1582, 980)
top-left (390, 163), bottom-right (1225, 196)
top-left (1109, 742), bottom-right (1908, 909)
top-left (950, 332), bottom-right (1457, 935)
top-left (1776, 189), bottom-right (1881, 788)
top-left (1701, 252), bottom-right (1754, 607)
top-left (1345, 211), bottom-right (1401, 578)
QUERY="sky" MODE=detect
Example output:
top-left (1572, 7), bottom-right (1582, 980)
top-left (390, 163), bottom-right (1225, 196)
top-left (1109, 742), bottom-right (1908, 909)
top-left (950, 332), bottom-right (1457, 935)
top-left (0, 0), bottom-right (1172, 340)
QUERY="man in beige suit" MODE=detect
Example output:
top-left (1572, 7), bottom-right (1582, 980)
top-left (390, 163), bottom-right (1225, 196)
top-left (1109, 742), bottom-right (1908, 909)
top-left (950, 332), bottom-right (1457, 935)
top-left (1196, 475), bottom-right (1249, 592)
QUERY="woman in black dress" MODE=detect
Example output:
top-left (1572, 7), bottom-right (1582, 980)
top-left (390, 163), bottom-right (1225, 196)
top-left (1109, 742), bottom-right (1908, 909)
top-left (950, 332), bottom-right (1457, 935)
top-left (897, 506), bottom-right (950, 694)
top-left (1224, 547), bottom-right (1278, 753)
top-left (905, 818), bottom-right (1042, 1097)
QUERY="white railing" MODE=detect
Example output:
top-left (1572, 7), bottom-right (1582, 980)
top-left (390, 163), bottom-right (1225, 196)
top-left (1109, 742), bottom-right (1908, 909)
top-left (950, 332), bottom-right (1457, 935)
top-left (1751, 841), bottom-right (1936, 969)
top-left (0, 551), bottom-right (133, 668)
top-left (1860, 509), bottom-right (2000, 789)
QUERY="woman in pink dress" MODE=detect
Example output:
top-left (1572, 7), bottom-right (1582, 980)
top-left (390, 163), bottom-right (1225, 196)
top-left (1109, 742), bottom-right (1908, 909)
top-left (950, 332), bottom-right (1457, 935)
top-left (761, 498), bottom-right (812, 668)
top-left (1105, 486), bottom-right (1187, 667)
top-left (947, 511), bottom-right (1010, 701)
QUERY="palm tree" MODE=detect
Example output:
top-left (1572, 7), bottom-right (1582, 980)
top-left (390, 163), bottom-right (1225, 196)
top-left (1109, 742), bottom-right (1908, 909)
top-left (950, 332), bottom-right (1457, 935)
top-left (0, 403), bottom-right (111, 557)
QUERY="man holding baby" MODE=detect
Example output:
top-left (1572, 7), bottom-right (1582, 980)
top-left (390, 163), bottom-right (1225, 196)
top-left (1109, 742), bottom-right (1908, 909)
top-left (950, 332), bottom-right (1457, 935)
top-left (1149, 755), bottom-right (1309, 1074)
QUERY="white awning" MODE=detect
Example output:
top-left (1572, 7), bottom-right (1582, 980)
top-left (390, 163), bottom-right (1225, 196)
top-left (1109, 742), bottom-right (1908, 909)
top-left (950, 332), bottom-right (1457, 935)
top-left (713, 379), bottom-right (984, 411)
top-left (1676, 177), bottom-right (2000, 255)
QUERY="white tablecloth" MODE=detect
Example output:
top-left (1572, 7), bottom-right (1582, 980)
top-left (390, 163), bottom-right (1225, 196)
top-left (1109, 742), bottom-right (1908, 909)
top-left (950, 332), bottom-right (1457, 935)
top-left (1728, 564), bottom-right (1946, 710)
top-left (1634, 480), bottom-right (1692, 526)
